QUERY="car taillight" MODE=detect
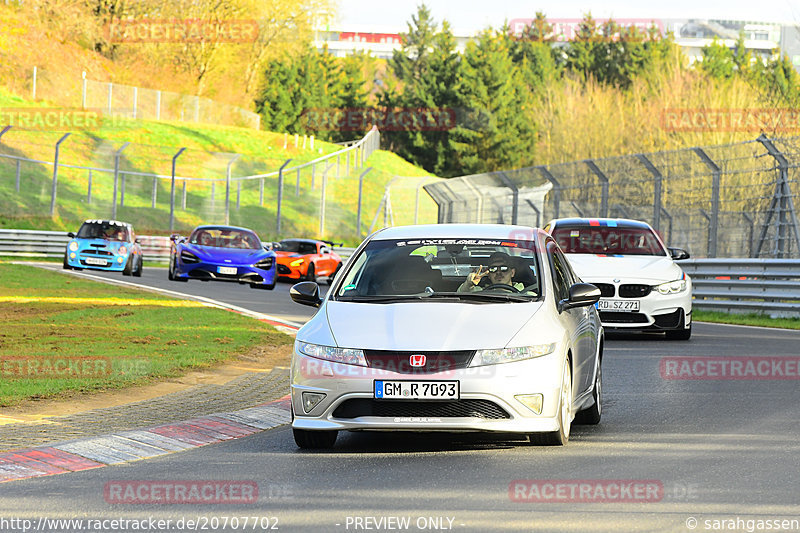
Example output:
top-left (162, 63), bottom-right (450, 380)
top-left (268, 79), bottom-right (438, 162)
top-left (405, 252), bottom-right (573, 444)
top-left (255, 257), bottom-right (274, 269)
top-left (180, 250), bottom-right (199, 263)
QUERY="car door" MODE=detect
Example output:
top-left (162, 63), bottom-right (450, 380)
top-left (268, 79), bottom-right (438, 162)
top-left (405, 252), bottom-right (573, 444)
top-left (548, 241), bottom-right (594, 395)
top-left (318, 243), bottom-right (334, 275)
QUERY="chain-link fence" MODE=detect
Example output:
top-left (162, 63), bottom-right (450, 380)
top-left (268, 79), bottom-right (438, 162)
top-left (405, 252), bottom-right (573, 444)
top-left (425, 135), bottom-right (800, 259)
top-left (26, 67), bottom-right (260, 129)
top-left (0, 126), bottom-right (382, 241)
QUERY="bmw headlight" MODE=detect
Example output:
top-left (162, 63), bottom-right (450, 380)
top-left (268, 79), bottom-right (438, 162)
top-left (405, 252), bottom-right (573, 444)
top-left (68, 241), bottom-right (78, 251)
top-left (469, 344), bottom-right (556, 367)
top-left (655, 279), bottom-right (686, 295)
top-left (295, 341), bottom-right (367, 367)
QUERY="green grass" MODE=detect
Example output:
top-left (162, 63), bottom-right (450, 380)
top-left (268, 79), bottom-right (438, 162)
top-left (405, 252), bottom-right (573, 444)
top-left (0, 87), bottom-right (438, 246)
top-left (0, 263), bottom-right (293, 406)
top-left (694, 310), bottom-right (800, 330)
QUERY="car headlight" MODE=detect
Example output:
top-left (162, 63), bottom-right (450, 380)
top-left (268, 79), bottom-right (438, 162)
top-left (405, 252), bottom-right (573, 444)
top-left (68, 241), bottom-right (78, 251)
top-left (654, 279), bottom-right (687, 295)
top-left (118, 246), bottom-right (128, 255)
top-left (180, 250), bottom-right (199, 263)
top-left (295, 341), bottom-right (367, 367)
top-left (469, 344), bottom-right (556, 367)
top-left (255, 257), bottom-right (274, 269)
top-left (290, 258), bottom-right (305, 267)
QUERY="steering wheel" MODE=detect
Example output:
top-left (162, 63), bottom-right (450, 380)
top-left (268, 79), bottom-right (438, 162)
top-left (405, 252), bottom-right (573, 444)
top-left (484, 283), bottom-right (521, 293)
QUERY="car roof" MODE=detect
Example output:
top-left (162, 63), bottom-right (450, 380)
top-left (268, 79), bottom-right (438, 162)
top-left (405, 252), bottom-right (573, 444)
top-left (370, 224), bottom-right (547, 241)
top-left (192, 225), bottom-right (257, 233)
top-left (280, 238), bottom-right (320, 244)
top-left (81, 219), bottom-right (132, 229)
top-left (549, 218), bottom-right (653, 229)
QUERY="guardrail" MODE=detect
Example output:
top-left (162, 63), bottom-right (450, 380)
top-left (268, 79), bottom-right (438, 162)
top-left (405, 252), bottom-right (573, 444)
top-left (0, 229), bottom-right (354, 265)
top-left (680, 258), bottom-right (800, 317)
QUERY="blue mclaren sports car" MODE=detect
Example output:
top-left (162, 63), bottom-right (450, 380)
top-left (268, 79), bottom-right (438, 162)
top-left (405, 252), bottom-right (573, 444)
top-left (168, 225), bottom-right (278, 290)
top-left (63, 219), bottom-right (143, 276)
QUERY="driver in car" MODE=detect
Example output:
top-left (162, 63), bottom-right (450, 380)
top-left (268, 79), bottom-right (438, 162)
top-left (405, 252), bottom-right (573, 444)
top-left (458, 252), bottom-right (525, 293)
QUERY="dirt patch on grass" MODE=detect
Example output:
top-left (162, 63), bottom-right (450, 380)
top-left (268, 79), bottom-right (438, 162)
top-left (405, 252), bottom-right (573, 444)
top-left (0, 344), bottom-right (292, 422)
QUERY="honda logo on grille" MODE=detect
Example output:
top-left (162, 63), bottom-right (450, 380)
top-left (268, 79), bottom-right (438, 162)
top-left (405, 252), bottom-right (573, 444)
top-left (410, 354), bottom-right (426, 367)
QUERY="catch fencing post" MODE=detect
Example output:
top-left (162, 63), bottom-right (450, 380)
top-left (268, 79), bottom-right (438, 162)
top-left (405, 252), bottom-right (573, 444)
top-left (538, 167), bottom-right (561, 219)
top-left (50, 133), bottom-right (71, 217)
top-left (32, 66), bottom-right (37, 100)
top-left (87, 170), bottom-right (92, 204)
top-left (151, 177), bottom-right (157, 208)
top-left (755, 134), bottom-right (800, 258)
top-left (81, 72), bottom-right (87, 109)
top-left (356, 167), bottom-right (372, 236)
top-left (692, 148), bottom-right (720, 257)
top-left (259, 178), bottom-right (264, 206)
top-left (169, 147), bottom-right (187, 231)
top-left (584, 160), bottom-right (609, 218)
top-left (276, 159), bottom-right (292, 235)
top-left (636, 154), bottom-right (663, 232)
top-left (296, 167), bottom-right (301, 196)
top-left (107, 82), bottom-right (113, 114)
top-left (225, 154), bottom-right (241, 225)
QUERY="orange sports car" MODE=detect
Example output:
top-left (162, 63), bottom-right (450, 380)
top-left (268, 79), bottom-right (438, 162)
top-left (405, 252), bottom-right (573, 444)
top-left (275, 239), bottom-right (343, 283)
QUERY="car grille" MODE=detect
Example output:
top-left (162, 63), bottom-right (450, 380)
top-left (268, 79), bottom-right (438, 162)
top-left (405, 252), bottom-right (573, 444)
top-left (363, 350), bottom-right (475, 374)
top-left (592, 283), bottom-right (615, 297)
top-left (277, 265), bottom-right (291, 275)
top-left (619, 284), bottom-right (652, 298)
top-left (80, 250), bottom-right (113, 257)
top-left (332, 399), bottom-right (510, 419)
top-left (599, 312), bottom-right (649, 324)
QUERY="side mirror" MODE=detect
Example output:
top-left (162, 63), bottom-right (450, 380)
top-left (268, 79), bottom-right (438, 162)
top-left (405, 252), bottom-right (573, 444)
top-left (290, 281), bottom-right (322, 308)
top-left (559, 283), bottom-right (601, 312)
top-left (67, 232), bottom-right (75, 238)
top-left (668, 247), bottom-right (690, 260)
top-left (170, 234), bottom-right (181, 242)
top-left (134, 238), bottom-right (141, 244)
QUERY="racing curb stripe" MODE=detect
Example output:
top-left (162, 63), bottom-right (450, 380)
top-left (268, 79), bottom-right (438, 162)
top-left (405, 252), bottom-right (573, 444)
top-left (0, 395), bottom-right (292, 483)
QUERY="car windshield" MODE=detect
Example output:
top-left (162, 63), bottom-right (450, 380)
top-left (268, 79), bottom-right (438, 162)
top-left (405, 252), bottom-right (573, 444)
top-left (334, 238), bottom-right (542, 302)
top-left (279, 240), bottom-right (318, 254)
top-left (552, 226), bottom-right (666, 256)
top-left (76, 221), bottom-right (129, 241)
top-left (190, 228), bottom-right (260, 249)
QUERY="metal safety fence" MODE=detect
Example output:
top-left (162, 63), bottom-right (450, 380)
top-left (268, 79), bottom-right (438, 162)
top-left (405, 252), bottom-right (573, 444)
top-left (24, 66), bottom-right (260, 130)
top-left (425, 135), bottom-right (800, 259)
top-left (0, 126), bottom-right (381, 240)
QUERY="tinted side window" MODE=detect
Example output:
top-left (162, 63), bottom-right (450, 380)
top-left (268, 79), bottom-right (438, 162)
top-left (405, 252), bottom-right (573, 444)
top-left (548, 243), bottom-right (571, 302)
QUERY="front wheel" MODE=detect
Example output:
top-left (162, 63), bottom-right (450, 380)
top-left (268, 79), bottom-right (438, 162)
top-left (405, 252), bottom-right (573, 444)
top-left (574, 361), bottom-right (602, 425)
top-left (293, 428), bottom-right (338, 449)
top-left (122, 255), bottom-right (133, 276)
top-left (529, 360), bottom-right (572, 446)
top-left (304, 262), bottom-right (316, 282)
top-left (62, 254), bottom-right (71, 270)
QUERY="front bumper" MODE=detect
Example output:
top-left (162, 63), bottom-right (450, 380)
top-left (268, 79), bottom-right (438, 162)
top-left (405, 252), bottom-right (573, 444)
top-left (66, 249), bottom-right (128, 271)
top-left (175, 261), bottom-right (277, 285)
top-left (290, 350), bottom-right (567, 434)
top-left (589, 281), bottom-right (692, 331)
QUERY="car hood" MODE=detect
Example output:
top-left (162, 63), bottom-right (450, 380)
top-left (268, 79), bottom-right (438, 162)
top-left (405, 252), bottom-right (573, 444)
top-left (184, 245), bottom-right (270, 263)
top-left (77, 238), bottom-right (129, 250)
top-left (322, 300), bottom-right (542, 351)
top-left (565, 253), bottom-right (682, 282)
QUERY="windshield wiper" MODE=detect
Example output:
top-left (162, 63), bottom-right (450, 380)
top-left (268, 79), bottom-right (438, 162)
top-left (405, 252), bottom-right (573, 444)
top-left (434, 292), bottom-right (532, 302)
top-left (335, 294), bottom-right (434, 303)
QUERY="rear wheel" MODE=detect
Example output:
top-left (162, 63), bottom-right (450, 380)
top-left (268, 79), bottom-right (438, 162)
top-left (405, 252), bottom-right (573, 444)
top-left (293, 428), bottom-right (338, 449)
top-left (326, 262), bottom-right (342, 285)
top-left (529, 360), bottom-right (572, 446)
top-left (304, 262), bottom-right (316, 282)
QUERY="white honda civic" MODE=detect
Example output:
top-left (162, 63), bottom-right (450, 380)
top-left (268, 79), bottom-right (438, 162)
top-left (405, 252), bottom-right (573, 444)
top-left (288, 224), bottom-right (603, 449)
top-left (544, 218), bottom-right (692, 340)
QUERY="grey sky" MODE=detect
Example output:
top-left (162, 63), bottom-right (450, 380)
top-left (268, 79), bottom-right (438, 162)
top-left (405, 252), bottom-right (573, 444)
top-left (335, 0), bottom-right (800, 33)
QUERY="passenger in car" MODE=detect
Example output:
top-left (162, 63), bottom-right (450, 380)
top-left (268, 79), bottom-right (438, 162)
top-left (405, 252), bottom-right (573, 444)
top-left (458, 252), bottom-right (526, 292)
